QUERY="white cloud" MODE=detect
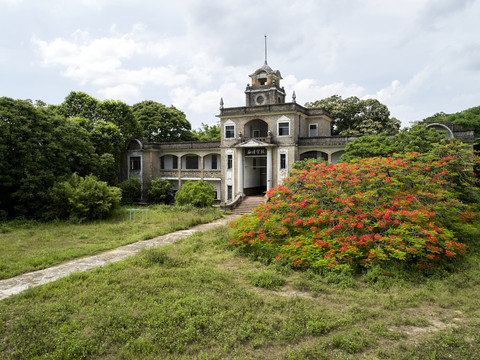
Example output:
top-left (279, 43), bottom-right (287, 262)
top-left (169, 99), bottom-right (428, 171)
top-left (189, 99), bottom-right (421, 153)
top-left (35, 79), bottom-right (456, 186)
top-left (97, 84), bottom-right (140, 102)
top-left (2, 0), bottom-right (479, 130)
top-left (282, 75), bottom-right (366, 104)
top-left (170, 81), bottom-right (244, 127)
top-left (169, 86), bottom-right (198, 110)
top-left (365, 80), bottom-right (401, 103)
top-left (32, 24), bottom-right (188, 99)
top-left (1, 0), bottom-right (23, 6)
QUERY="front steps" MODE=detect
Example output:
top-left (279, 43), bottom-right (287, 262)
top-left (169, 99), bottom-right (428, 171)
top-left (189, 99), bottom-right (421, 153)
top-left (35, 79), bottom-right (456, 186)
top-left (231, 195), bottom-right (265, 215)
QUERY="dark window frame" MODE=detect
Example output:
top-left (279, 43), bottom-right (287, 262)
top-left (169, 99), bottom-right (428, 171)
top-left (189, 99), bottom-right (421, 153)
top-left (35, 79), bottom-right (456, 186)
top-left (185, 155), bottom-right (199, 169)
top-left (225, 125), bottom-right (235, 139)
top-left (130, 156), bottom-right (141, 171)
top-left (278, 122), bottom-right (290, 136)
top-left (280, 153), bottom-right (286, 169)
top-left (211, 154), bottom-right (218, 169)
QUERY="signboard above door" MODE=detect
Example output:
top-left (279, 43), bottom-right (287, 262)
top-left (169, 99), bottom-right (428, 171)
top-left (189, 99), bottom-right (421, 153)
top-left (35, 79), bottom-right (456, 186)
top-left (245, 148), bottom-right (266, 156)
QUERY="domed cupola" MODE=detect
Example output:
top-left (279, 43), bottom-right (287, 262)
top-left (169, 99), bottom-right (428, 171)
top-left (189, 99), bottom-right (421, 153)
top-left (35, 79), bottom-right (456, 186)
top-left (249, 61), bottom-right (282, 87)
top-left (245, 37), bottom-right (286, 106)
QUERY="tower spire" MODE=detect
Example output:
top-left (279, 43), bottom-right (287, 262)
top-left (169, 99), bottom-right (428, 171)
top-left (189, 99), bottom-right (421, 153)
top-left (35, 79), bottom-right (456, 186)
top-left (264, 34), bottom-right (268, 65)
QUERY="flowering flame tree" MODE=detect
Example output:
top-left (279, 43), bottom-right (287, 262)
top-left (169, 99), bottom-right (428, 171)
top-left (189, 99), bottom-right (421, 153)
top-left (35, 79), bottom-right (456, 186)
top-left (229, 143), bottom-right (479, 272)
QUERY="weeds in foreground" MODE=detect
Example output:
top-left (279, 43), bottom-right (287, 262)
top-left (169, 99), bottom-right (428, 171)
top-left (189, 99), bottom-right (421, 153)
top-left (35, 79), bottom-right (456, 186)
top-left (1, 225), bottom-right (479, 359)
top-left (0, 205), bottom-right (221, 279)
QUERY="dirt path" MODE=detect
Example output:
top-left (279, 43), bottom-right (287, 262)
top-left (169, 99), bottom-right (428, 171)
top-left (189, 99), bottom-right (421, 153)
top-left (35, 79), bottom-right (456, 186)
top-left (0, 214), bottom-right (239, 301)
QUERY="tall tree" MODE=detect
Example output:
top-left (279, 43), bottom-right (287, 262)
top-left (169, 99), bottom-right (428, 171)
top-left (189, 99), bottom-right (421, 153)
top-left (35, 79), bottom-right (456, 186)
top-left (96, 99), bottom-right (143, 142)
top-left (306, 95), bottom-right (401, 136)
top-left (0, 97), bottom-right (99, 218)
top-left (71, 118), bottom-right (124, 185)
top-left (58, 91), bottom-right (100, 121)
top-left (132, 100), bottom-right (195, 142)
top-left (340, 124), bottom-right (452, 162)
top-left (192, 122), bottom-right (220, 141)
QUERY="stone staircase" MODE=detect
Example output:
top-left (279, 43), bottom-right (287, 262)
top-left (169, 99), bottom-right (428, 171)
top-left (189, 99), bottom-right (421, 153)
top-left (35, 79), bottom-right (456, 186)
top-left (231, 195), bottom-right (265, 215)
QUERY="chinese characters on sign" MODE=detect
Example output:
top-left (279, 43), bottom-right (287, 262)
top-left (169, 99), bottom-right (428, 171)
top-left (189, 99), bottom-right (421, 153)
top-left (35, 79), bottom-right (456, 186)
top-left (245, 148), bottom-right (267, 156)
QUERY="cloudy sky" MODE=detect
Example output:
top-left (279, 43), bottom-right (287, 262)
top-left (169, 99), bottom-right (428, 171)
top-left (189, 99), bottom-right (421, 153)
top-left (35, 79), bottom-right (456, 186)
top-left (1, 0), bottom-right (479, 129)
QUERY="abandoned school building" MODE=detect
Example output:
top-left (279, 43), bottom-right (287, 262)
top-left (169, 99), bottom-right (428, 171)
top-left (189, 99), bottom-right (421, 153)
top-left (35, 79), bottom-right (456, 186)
top-left (120, 60), bottom-right (475, 206)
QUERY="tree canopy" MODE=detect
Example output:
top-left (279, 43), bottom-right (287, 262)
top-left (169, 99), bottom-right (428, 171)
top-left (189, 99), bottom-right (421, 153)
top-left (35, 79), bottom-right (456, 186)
top-left (0, 97), bottom-right (100, 218)
top-left (132, 101), bottom-right (195, 143)
top-left (306, 95), bottom-right (401, 136)
top-left (341, 124), bottom-right (451, 162)
top-left (58, 91), bottom-right (99, 121)
top-left (96, 99), bottom-right (143, 141)
top-left (0, 91), bottom-right (201, 219)
top-left (423, 106), bottom-right (480, 137)
top-left (57, 92), bottom-right (142, 144)
top-left (192, 122), bottom-right (220, 141)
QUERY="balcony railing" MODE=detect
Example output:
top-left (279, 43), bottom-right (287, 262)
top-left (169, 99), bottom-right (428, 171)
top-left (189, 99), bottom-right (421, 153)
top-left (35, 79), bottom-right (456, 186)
top-left (159, 169), bottom-right (221, 179)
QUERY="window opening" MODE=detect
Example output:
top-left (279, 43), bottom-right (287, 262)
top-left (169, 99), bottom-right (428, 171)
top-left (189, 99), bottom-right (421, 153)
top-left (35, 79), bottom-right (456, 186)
top-left (185, 155), bottom-right (198, 169)
top-left (278, 122), bottom-right (289, 136)
top-left (211, 155), bottom-right (218, 169)
top-left (280, 153), bottom-right (286, 169)
top-left (130, 157), bottom-right (141, 171)
top-left (225, 125), bottom-right (235, 138)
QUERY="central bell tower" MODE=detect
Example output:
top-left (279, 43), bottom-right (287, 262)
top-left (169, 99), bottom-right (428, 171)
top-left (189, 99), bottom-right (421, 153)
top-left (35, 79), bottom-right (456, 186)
top-left (245, 36), bottom-right (286, 106)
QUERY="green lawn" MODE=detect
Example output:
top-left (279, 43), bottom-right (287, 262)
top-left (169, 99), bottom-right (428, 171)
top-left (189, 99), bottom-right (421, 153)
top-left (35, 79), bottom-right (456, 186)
top-left (1, 225), bottom-right (479, 359)
top-left (0, 205), bottom-right (222, 279)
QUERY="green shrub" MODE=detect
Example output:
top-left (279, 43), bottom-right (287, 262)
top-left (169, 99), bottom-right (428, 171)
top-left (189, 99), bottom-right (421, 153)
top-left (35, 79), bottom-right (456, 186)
top-left (95, 153), bottom-right (119, 186)
top-left (119, 178), bottom-right (142, 204)
top-left (0, 210), bottom-right (8, 222)
top-left (291, 157), bottom-right (327, 171)
top-left (175, 180), bottom-right (216, 207)
top-left (43, 173), bottom-right (121, 221)
top-left (147, 178), bottom-right (172, 204)
top-left (230, 143), bottom-right (479, 273)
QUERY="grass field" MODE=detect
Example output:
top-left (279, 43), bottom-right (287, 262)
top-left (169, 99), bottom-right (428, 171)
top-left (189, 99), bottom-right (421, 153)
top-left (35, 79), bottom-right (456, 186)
top-left (1, 223), bottom-right (479, 359)
top-left (0, 205), bottom-right (222, 279)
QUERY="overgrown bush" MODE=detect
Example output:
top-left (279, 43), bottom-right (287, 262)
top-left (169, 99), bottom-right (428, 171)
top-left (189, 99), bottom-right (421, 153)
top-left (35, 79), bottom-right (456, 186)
top-left (175, 180), bottom-right (216, 207)
top-left (147, 178), bottom-right (172, 204)
top-left (291, 157), bottom-right (327, 171)
top-left (118, 178), bottom-right (142, 204)
top-left (43, 173), bottom-right (121, 221)
top-left (229, 143), bottom-right (479, 272)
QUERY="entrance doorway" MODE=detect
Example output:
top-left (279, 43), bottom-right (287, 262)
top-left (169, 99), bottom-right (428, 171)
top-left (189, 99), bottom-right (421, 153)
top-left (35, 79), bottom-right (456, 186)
top-left (243, 155), bottom-right (267, 195)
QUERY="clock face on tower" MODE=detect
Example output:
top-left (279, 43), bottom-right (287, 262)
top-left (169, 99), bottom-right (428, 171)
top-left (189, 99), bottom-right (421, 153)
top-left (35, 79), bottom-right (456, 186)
top-left (256, 95), bottom-right (264, 104)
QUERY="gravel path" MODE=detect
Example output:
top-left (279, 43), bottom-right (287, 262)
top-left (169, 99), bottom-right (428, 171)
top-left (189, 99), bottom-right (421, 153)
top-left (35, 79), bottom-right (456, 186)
top-left (0, 214), bottom-right (239, 301)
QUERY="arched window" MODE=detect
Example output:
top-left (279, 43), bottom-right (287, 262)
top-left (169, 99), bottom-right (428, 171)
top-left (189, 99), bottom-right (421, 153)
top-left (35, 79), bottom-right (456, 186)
top-left (181, 154), bottom-right (200, 169)
top-left (160, 155), bottom-right (178, 169)
top-left (331, 151), bottom-right (345, 164)
top-left (204, 154), bottom-right (221, 170)
top-left (300, 151), bottom-right (328, 162)
top-left (244, 119), bottom-right (268, 138)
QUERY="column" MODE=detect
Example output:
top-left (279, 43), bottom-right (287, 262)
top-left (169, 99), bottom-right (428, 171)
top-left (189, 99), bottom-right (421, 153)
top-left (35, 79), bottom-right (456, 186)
top-left (266, 147), bottom-right (273, 192)
top-left (237, 148), bottom-right (244, 195)
top-left (177, 155), bottom-right (182, 190)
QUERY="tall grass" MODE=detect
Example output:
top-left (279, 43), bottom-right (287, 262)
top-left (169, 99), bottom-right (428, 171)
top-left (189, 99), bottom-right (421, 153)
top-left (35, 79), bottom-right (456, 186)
top-left (0, 205), bottom-right (221, 279)
top-left (1, 225), bottom-right (479, 359)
